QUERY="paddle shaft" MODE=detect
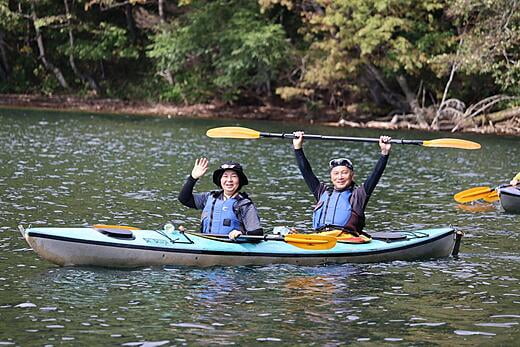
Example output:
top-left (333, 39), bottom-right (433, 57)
top-left (204, 233), bottom-right (299, 242)
top-left (238, 234), bottom-right (284, 241)
top-left (259, 132), bottom-right (423, 145)
top-left (204, 233), bottom-right (334, 246)
top-left (206, 127), bottom-right (481, 149)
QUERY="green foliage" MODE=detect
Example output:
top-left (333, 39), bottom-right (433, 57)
top-left (0, 0), bottom-right (21, 28)
top-left (158, 72), bottom-right (213, 103)
top-left (267, 0), bottom-right (520, 110)
top-left (2, 0), bottom-right (519, 114)
top-left (446, 0), bottom-right (520, 95)
top-left (295, 0), bottom-right (455, 97)
top-left (83, 0), bottom-right (148, 11)
top-left (34, 15), bottom-right (68, 29)
top-left (60, 22), bottom-right (139, 61)
top-left (0, 62), bottom-right (36, 93)
top-left (102, 70), bottom-right (163, 100)
top-left (147, 0), bottom-right (289, 102)
top-left (33, 65), bottom-right (62, 95)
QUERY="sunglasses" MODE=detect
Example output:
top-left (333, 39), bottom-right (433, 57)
top-left (220, 163), bottom-right (242, 170)
top-left (329, 158), bottom-right (353, 170)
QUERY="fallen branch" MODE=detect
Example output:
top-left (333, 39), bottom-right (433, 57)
top-left (452, 96), bottom-right (520, 131)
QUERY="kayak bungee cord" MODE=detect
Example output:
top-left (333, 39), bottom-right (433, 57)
top-left (153, 224), bottom-right (194, 245)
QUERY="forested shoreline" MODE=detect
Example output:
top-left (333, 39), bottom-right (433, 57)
top-left (1, 0), bottom-right (519, 134)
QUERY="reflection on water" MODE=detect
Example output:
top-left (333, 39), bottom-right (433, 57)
top-left (0, 109), bottom-right (519, 344)
top-left (456, 203), bottom-right (497, 213)
top-left (2, 260), bottom-right (518, 345)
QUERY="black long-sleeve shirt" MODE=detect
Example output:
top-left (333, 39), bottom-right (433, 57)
top-left (295, 148), bottom-right (389, 233)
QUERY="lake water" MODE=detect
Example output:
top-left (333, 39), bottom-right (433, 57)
top-left (0, 108), bottom-right (519, 345)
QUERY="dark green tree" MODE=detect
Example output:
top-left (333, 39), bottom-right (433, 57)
top-left (147, 0), bottom-right (290, 103)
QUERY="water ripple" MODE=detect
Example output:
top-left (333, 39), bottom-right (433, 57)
top-left (0, 110), bottom-right (519, 344)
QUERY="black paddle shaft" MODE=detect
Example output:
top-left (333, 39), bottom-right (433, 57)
top-left (259, 132), bottom-right (423, 145)
top-left (204, 233), bottom-right (285, 241)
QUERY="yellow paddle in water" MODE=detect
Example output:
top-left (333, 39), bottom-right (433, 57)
top-left (453, 185), bottom-right (508, 203)
top-left (206, 126), bottom-right (481, 150)
top-left (483, 190), bottom-right (499, 202)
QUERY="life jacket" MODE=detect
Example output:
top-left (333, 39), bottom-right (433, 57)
top-left (312, 187), bottom-right (352, 230)
top-left (201, 192), bottom-right (242, 234)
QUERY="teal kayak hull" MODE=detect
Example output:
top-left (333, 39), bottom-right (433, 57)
top-left (19, 226), bottom-right (459, 268)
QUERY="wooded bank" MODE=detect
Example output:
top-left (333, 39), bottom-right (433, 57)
top-left (1, 93), bottom-right (519, 136)
top-left (1, 1), bottom-right (519, 134)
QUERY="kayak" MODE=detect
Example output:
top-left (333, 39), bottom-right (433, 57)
top-left (499, 186), bottom-right (520, 213)
top-left (18, 224), bottom-right (461, 268)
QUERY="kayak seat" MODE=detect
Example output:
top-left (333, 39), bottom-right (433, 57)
top-left (94, 227), bottom-right (135, 240)
top-left (367, 232), bottom-right (407, 242)
top-left (336, 236), bottom-right (371, 244)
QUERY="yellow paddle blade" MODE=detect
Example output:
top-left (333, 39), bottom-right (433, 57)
top-left (422, 138), bottom-right (481, 150)
top-left (285, 234), bottom-right (337, 250)
top-left (336, 235), bottom-right (371, 244)
top-left (93, 224), bottom-right (141, 230)
top-left (454, 186), bottom-right (493, 203)
top-left (315, 230), bottom-right (344, 237)
top-left (312, 230), bottom-right (371, 243)
top-left (206, 127), bottom-right (261, 139)
top-left (483, 190), bottom-right (499, 202)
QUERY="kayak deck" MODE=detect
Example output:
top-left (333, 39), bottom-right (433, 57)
top-left (19, 226), bottom-right (460, 268)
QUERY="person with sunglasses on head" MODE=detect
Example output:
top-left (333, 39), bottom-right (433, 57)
top-left (292, 132), bottom-right (392, 236)
top-left (178, 158), bottom-right (263, 240)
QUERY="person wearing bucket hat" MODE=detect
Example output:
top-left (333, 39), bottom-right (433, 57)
top-left (178, 158), bottom-right (263, 239)
top-left (212, 162), bottom-right (249, 189)
top-left (292, 131), bottom-right (392, 235)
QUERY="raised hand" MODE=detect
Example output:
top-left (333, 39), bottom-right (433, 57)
top-left (379, 136), bottom-right (392, 155)
top-left (191, 157), bottom-right (209, 179)
top-left (293, 131), bottom-right (304, 149)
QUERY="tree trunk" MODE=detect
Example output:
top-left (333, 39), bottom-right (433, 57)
top-left (395, 74), bottom-right (428, 127)
top-left (395, 75), bottom-right (420, 114)
top-left (63, 0), bottom-right (102, 94)
top-left (0, 30), bottom-right (10, 80)
top-left (474, 106), bottom-right (520, 125)
top-left (158, 0), bottom-right (165, 23)
top-left (454, 106), bottom-right (520, 130)
top-left (157, 0), bottom-right (173, 85)
top-left (125, 3), bottom-right (138, 43)
top-left (432, 39), bottom-right (463, 129)
top-left (30, 2), bottom-right (70, 90)
top-left (431, 62), bottom-right (458, 129)
top-left (361, 63), bottom-right (408, 111)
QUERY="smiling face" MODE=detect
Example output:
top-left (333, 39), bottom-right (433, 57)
top-left (220, 170), bottom-right (240, 196)
top-left (330, 166), bottom-right (354, 190)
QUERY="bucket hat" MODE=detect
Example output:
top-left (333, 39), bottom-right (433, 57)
top-left (212, 161), bottom-right (249, 188)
